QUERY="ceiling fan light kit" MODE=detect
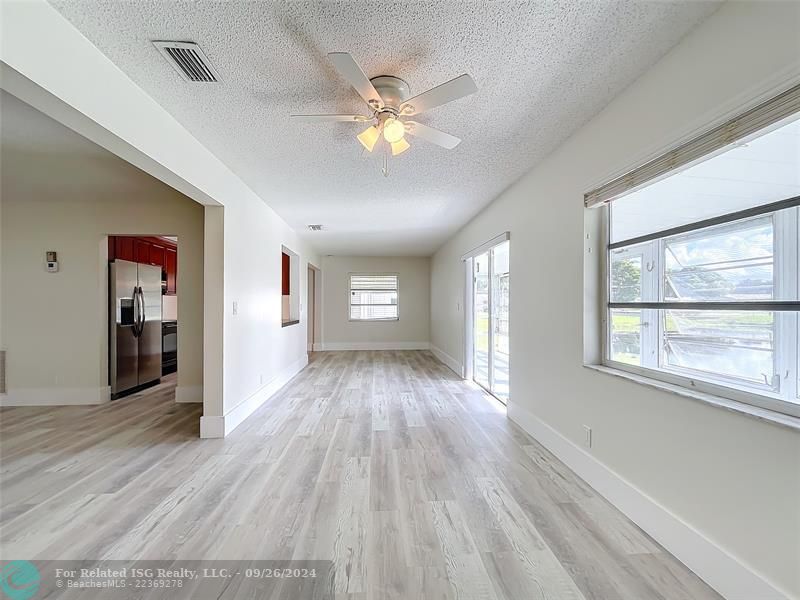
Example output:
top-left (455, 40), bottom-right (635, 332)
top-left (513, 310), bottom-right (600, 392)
top-left (291, 52), bottom-right (477, 174)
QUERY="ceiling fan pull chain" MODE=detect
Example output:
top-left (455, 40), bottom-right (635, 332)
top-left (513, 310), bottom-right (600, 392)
top-left (382, 148), bottom-right (390, 177)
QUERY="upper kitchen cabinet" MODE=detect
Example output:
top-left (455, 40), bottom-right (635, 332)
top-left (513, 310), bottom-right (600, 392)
top-left (149, 243), bottom-right (165, 268)
top-left (164, 247), bottom-right (177, 295)
top-left (134, 238), bottom-right (150, 264)
top-left (113, 236), bottom-right (135, 262)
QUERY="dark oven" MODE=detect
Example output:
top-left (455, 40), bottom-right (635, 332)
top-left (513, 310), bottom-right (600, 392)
top-left (162, 321), bottom-right (177, 375)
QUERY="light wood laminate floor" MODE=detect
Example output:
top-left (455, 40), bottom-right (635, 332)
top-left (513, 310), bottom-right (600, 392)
top-left (0, 351), bottom-right (720, 599)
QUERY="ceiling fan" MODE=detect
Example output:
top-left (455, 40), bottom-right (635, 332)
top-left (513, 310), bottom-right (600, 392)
top-left (291, 52), bottom-right (478, 173)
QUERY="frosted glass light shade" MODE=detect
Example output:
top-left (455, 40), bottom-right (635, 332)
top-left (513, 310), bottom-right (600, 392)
top-left (391, 138), bottom-right (410, 156)
top-left (383, 118), bottom-right (405, 143)
top-left (357, 126), bottom-right (380, 152)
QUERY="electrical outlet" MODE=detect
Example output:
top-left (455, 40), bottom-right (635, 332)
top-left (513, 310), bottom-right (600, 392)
top-left (582, 425), bottom-right (592, 449)
top-left (232, 301), bottom-right (238, 315)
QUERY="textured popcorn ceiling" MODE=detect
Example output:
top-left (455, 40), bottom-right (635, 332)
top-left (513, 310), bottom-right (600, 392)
top-left (51, 1), bottom-right (719, 255)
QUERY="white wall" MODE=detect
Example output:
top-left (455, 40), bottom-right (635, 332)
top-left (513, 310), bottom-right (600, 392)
top-left (431, 3), bottom-right (800, 599)
top-left (216, 192), bottom-right (319, 435)
top-left (321, 256), bottom-right (430, 350)
top-left (1, 95), bottom-right (204, 405)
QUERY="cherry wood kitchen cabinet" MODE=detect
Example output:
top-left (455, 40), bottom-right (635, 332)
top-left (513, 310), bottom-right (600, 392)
top-left (282, 252), bottom-right (290, 295)
top-left (164, 247), bottom-right (177, 295)
top-left (134, 239), bottom-right (151, 265)
top-left (114, 236), bottom-right (135, 262)
top-left (149, 243), bottom-right (165, 268)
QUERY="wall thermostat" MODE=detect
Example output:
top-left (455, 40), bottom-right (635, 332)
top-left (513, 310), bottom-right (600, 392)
top-left (46, 251), bottom-right (59, 273)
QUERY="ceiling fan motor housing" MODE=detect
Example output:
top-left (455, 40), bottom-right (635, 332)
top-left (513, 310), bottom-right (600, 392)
top-left (370, 76), bottom-right (411, 112)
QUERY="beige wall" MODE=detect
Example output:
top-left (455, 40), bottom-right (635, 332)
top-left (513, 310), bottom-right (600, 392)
top-left (1, 94), bottom-right (204, 404)
top-left (430, 3), bottom-right (800, 597)
top-left (321, 256), bottom-right (430, 349)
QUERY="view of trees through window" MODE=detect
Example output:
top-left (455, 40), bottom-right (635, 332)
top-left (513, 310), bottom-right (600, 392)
top-left (609, 205), bottom-right (798, 407)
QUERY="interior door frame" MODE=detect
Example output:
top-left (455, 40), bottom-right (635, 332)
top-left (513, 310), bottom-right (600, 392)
top-left (307, 263), bottom-right (321, 352)
top-left (464, 259), bottom-right (474, 381)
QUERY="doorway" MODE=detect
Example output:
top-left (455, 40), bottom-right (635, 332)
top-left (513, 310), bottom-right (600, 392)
top-left (107, 235), bottom-right (179, 400)
top-left (307, 264), bottom-right (320, 353)
top-left (468, 238), bottom-right (509, 402)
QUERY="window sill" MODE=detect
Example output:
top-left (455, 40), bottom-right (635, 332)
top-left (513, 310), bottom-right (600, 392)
top-left (584, 364), bottom-right (800, 432)
top-left (281, 319), bottom-right (299, 328)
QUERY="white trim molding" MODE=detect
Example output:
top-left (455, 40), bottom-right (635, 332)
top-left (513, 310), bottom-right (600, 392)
top-left (460, 231), bottom-right (510, 261)
top-left (430, 344), bottom-right (464, 377)
top-left (175, 385), bottom-right (203, 404)
top-left (317, 342), bottom-right (430, 351)
top-left (0, 386), bottom-right (110, 406)
top-left (507, 402), bottom-right (792, 600)
top-left (199, 415), bottom-right (224, 439)
top-left (201, 354), bottom-right (309, 439)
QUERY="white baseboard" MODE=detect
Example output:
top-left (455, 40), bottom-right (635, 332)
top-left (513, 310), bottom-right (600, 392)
top-left (0, 386), bottom-right (110, 406)
top-left (430, 344), bottom-right (464, 377)
top-left (201, 354), bottom-right (309, 439)
top-left (175, 385), bottom-right (202, 404)
top-left (200, 415), bottom-right (224, 438)
top-left (507, 403), bottom-right (790, 600)
top-left (317, 341), bottom-right (430, 351)
top-left (312, 342), bottom-right (323, 351)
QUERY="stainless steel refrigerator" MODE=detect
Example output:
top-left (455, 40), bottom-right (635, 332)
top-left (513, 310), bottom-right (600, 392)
top-left (110, 260), bottom-right (162, 399)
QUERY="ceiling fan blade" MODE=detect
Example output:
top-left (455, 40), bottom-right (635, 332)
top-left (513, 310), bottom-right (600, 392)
top-left (400, 74), bottom-right (477, 116)
top-left (328, 52), bottom-right (383, 108)
top-left (404, 121), bottom-right (461, 149)
top-left (290, 114), bottom-right (371, 122)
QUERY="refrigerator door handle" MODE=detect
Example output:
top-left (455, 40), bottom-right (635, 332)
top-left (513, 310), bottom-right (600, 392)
top-left (138, 286), bottom-right (147, 329)
top-left (132, 285), bottom-right (141, 337)
top-left (135, 286), bottom-right (145, 337)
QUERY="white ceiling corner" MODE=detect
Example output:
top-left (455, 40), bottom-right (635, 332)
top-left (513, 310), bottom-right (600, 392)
top-left (48, 0), bottom-right (720, 256)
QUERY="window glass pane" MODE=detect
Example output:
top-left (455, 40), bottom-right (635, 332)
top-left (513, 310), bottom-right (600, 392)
top-left (610, 117), bottom-right (800, 242)
top-left (350, 305), bottom-right (398, 320)
top-left (474, 252), bottom-right (490, 388)
top-left (610, 253), bottom-right (642, 302)
top-left (664, 217), bottom-right (774, 301)
top-left (491, 241), bottom-right (510, 401)
top-left (610, 308), bottom-right (642, 366)
top-left (350, 291), bottom-right (397, 305)
top-left (662, 310), bottom-right (775, 386)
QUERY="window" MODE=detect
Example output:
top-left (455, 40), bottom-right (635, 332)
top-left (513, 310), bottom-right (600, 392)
top-left (349, 274), bottom-right (398, 321)
top-left (595, 94), bottom-right (800, 418)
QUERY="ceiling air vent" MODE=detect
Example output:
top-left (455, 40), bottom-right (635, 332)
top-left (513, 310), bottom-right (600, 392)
top-left (153, 41), bottom-right (220, 82)
top-left (307, 225), bottom-right (323, 231)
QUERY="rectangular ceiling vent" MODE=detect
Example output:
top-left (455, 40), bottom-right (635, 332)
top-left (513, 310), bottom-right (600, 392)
top-left (153, 41), bottom-right (220, 83)
top-left (307, 224), bottom-right (323, 231)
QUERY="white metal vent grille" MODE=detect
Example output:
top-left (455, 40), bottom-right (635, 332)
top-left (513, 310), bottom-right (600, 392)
top-left (153, 41), bottom-right (220, 83)
top-left (307, 225), bottom-right (323, 231)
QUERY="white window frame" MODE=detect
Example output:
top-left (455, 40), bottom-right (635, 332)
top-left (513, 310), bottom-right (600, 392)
top-left (603, 204), bottom-right (800, 419)
top-left (348, 273), bottom-right (399, 322)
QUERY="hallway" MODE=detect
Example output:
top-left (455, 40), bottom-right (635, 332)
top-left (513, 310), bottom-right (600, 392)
top-left (0, 351), bottom-right (719, 599)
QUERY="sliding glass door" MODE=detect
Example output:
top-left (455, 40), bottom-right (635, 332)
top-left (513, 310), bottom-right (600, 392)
top-left (472, 240), bottom-right (510, 402)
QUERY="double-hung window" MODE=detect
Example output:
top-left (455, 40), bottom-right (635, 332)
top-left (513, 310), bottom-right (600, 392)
top-left (349, 274), bottom-right (399, 321)
top-left (588, 84), bottom-right (800, 418)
